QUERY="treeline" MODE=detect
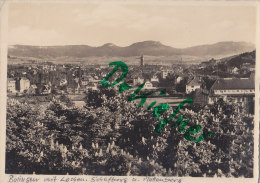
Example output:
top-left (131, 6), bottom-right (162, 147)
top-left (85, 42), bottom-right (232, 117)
top-left (6, 87), bottom-right (253, 177)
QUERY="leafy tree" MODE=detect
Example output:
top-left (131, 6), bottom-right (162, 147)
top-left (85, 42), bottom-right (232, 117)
top-left (176, 78), bottom-right (188, 92)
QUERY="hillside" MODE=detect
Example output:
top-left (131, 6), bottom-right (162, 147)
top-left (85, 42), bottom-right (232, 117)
top-left (182, 41), bottom-right (254, 57)
top-left (197, 50), bottom-right (255, 78)
top-left (223, 50), bottom-right (255, 68)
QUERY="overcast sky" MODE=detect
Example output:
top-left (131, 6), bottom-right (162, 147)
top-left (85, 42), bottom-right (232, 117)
top-left (8, 2), bottom-right (257, 48)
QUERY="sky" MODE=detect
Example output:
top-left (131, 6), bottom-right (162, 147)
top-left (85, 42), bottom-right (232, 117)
top-left (8, 2), bottom-right (257, 48)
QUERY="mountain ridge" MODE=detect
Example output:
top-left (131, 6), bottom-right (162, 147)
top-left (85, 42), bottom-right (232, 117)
top-left (8, 41), bottom-right (255, 59)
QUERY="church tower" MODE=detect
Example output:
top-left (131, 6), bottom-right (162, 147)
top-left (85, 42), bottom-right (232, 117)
top-left (140, 55), bottom-right (144, 67)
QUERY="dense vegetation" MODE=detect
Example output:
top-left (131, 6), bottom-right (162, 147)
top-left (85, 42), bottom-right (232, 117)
top-left (6, 87), bottom-right (253, 177)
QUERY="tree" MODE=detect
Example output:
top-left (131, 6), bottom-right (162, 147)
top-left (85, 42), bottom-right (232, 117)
top-left (176, 78), bottom-right (188, 93)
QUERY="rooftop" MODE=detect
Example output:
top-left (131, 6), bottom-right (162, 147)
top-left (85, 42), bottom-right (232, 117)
top-left (187, 77), bottom-right (203, 86)
top-left (20, 77), bottom-right (29, 80)
top-left (211, 78), bottom-right (254, 90)
top-left (7, 78), bottom-right (15, 81)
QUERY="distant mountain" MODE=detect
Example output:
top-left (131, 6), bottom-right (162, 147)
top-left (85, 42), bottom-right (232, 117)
top-left (8, 41), bottom-right (255, 59)
top-left (182, 41), bottom-right (255, 57)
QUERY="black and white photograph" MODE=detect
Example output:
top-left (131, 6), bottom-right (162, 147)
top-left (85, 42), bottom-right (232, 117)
top-left (0, 0), bottom-right (259, 182)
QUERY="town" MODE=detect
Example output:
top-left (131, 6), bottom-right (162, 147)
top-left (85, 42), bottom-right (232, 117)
top-left (6, 51), bottom-right (255, 177)
top-left (7, 51), bottom-right (255, 114)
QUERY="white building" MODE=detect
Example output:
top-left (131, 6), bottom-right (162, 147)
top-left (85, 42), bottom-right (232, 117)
top-left (151, 76), bottom-right (159, 82)
top-left (176, 75), bottom-right (185, 84)
top-left (18, 77), bottom-right (30, 93)
top-left (144, 81), bottom-right (153, 89)
top-left (209, 78), bottom-right (254, 104)
top-left (186, 77), bottom-right (202, 94)
top-left (231, 67), bottom-right (239, 74)
top-left (7, 78), bottom-right (16, 93)
top-left (161, 70), bottom-right (169, 79)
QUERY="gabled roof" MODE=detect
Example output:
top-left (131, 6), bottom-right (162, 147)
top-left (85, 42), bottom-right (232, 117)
top-left (211, 78), bottom-right (254, 90)
top-left (7, 78), bottom-right (15, 81)
top-left (31, 84), bottom-right (37, 88)
top-left (187, 77), bottom-right (202, 86)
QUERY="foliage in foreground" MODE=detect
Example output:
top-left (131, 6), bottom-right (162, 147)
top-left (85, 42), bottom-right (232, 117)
top-left (6, 88), bottom-right (253, 177)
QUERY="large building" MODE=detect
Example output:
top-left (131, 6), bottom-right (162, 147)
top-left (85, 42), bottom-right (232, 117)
top-left (209, 77), bottom-right (254, 113)
top-left (16, 77), bottom-right (30, 93)
top-left (7, 78), bottom-right (16, 93)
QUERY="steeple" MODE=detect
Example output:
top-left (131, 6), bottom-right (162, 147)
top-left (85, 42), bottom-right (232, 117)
top-left (140, 55), bottom-right (144, 67)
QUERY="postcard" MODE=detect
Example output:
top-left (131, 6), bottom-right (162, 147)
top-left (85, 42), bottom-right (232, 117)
top-left (0, 0), bottom-right (259, 183)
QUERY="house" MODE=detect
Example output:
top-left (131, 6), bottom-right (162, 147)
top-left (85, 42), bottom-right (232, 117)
top-left (81, 77), bottom-right (89, 86)
top-left (209, 77), bottom-right (254, 113)
top-left (231, 67), bottom-right (239, 74)
top-left (50, 65), bottom-right (56, 71)
top-left (27, 84), bottom-right (37, 95)
top-left (144, 81), bottom-right (153, 89)
top-left (176, 74), bottom-right (185, 84)
top-left (210, 78), bottom-right (254, 97)
top-left (74, 77), bottom-right (80, 83)
top-left (60, 79), bottom-right (68, 86)
top-left (133, 77), bottom-right (144, 86)
top-left (151, 76), bottom-right (159, 82)
top-left (41, 85), bottom-right (51, 95)
top-left (42, 65), bottom-right (48, 70)
top-left (83, 75), bottom-right (94, 82)
top-left (7, 78), bottom-right (16, 93)
top-left (186, 77), bottom-right (203, 94)
top-left (161, 70), bottom-right (169, 79)
top-left (16, 77), bottom-right (30, 93)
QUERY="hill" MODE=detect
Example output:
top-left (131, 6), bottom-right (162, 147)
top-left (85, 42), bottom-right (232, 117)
top-left (8, 41), bottom-right (254, 60)
top-left (182, 41), bottom-right (254, 57)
